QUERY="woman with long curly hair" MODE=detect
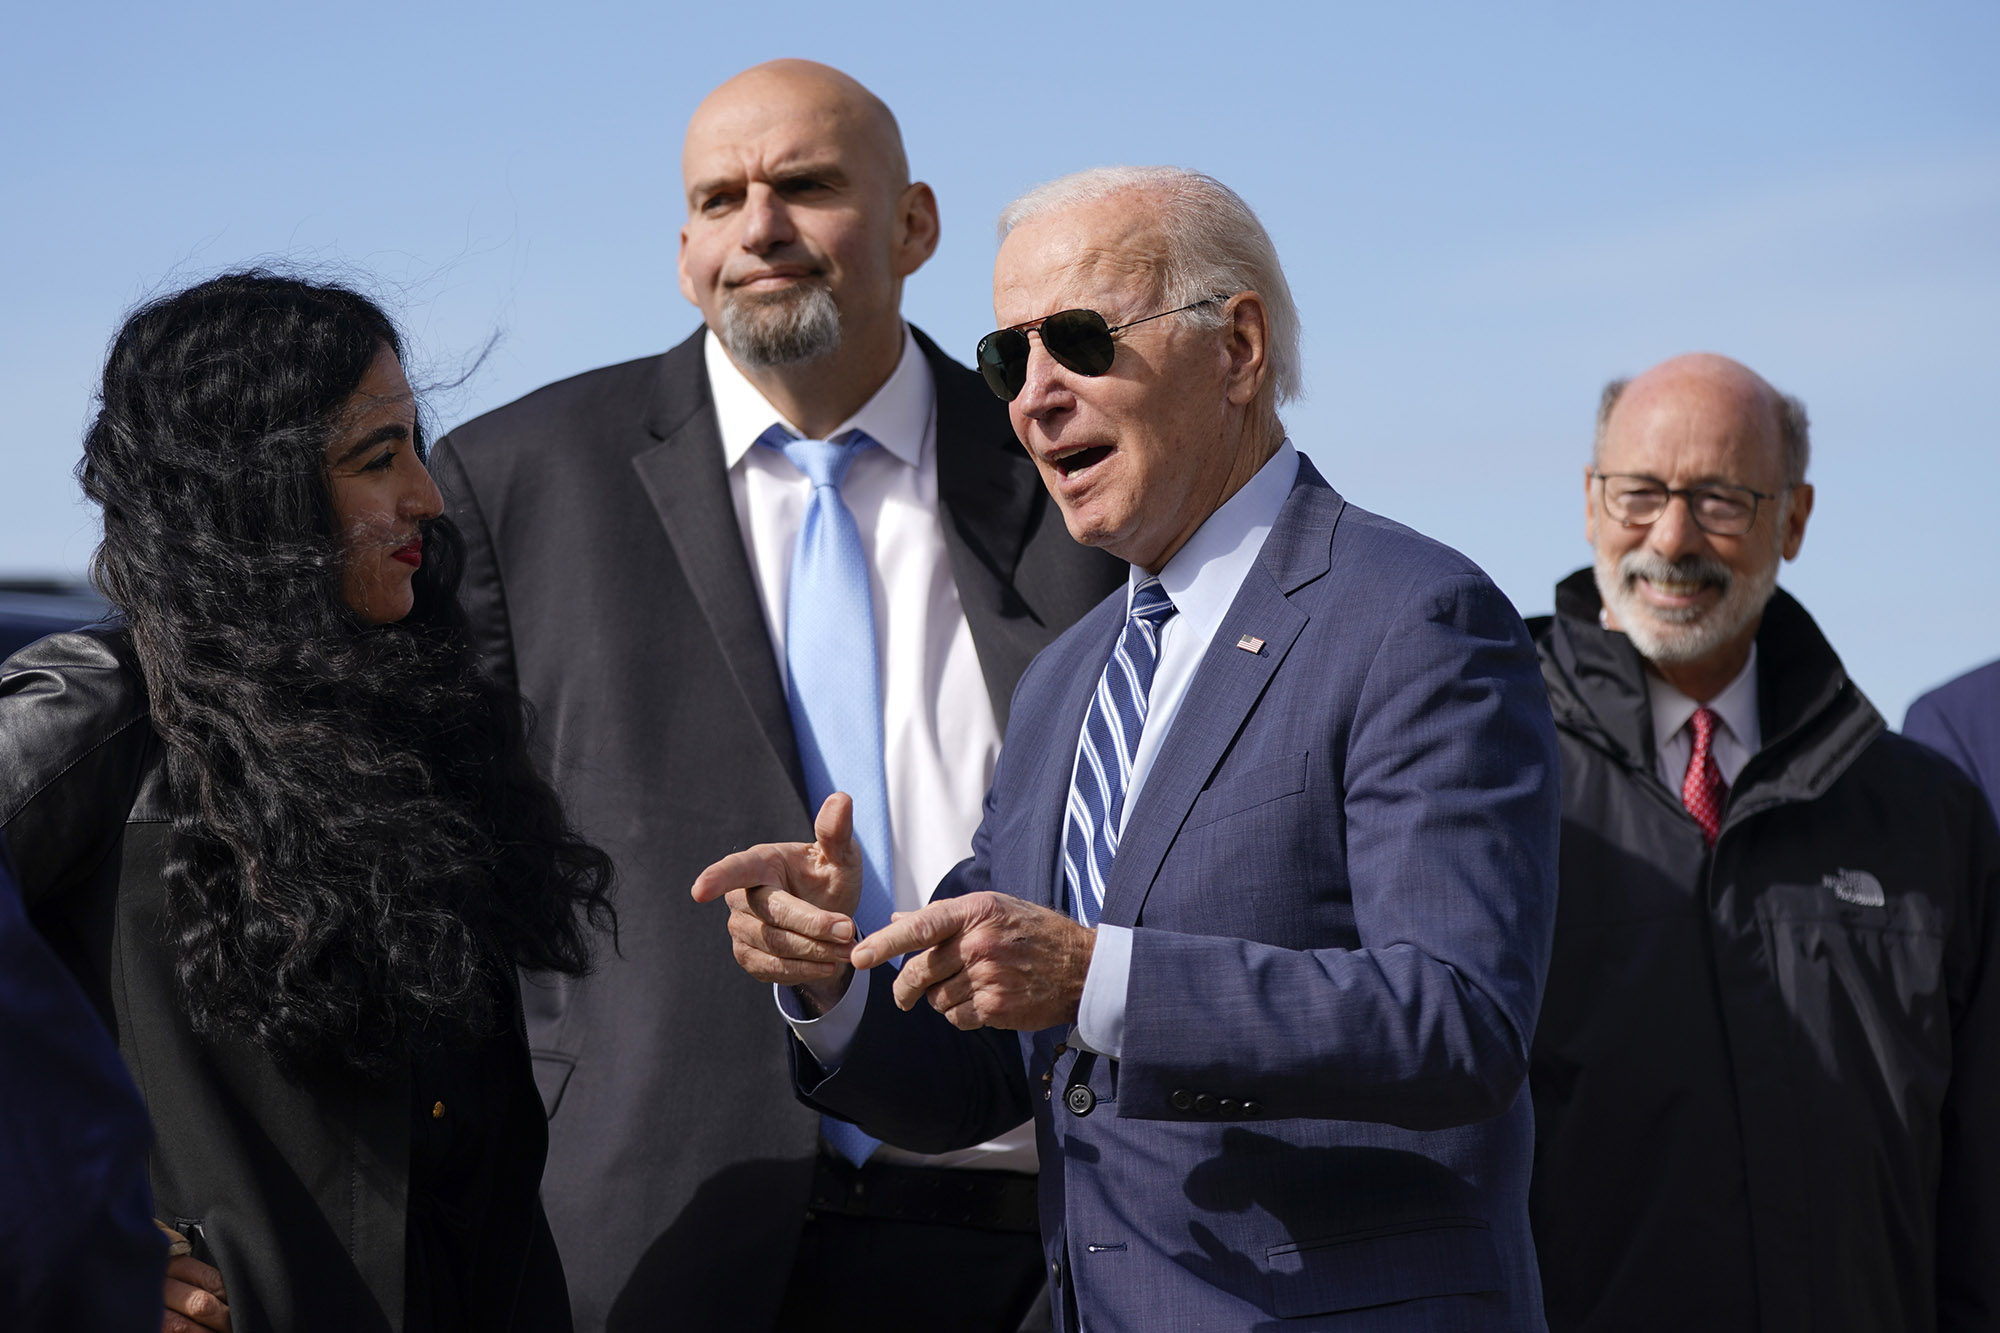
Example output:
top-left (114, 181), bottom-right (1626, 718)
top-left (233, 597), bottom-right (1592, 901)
top-left (0, 271), bottom-right (615, 1332)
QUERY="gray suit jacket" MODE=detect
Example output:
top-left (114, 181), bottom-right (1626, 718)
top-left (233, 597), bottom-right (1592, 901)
top-left (429, 325), bottom-right (1123, 1332)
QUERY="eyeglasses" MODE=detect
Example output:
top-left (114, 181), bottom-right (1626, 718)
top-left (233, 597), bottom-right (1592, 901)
top-left (974, 297), bottom-right (1225, 402)
top-left (1593, 472), bottom-right (1783, 537)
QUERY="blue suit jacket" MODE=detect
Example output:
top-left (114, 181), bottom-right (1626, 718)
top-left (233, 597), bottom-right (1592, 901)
top-left (1905, 658), bottom-right (2000, 829)
top-left (796, 462), bottom-right (1560, 1331)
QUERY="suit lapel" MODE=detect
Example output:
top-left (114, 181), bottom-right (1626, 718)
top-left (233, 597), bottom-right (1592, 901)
top-left (630, 330), bottom-right (805, 800)
top-left (921, 327), bottom-right (1053, 723)
top-left (1098, 466), bottom-right (1343, 927)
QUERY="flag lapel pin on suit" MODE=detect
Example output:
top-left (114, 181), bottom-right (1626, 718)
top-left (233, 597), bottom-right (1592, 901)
top-left (1236, 634), bottom-right (1265, 654)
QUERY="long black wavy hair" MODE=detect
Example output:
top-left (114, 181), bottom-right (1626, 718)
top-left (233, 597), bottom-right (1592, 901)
top-left (79, 270), bottom-right (614, 1076)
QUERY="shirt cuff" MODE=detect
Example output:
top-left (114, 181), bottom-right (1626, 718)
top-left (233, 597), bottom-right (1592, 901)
top-left (775, 972), bottom-right (870, 1073)
top-left (1072, 924), bottom-right (1131, 1059)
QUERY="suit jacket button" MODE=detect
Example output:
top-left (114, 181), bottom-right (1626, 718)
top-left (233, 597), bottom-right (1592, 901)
top-left (1242, 1100), bottom-right (1264, 1118)
top-left (1051, 1257), bottom-right (1064, 1287)
top-left (1169, 1089), bottom-right (1194, 1112)
top-left (1065, 1084), bottom-right (1097, 1117)
top-left (1218, 1098), bottom-right (1242, 1117)
top-left (1194, 1093), bottom-right (1219, 1116)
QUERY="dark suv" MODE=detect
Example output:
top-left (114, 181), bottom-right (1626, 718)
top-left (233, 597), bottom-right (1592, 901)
top-left (0, 580), bottom-right (112, 661)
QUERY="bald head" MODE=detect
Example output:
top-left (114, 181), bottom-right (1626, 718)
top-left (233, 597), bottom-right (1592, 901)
top-left (1595, 353), bottom-right (1810, 488)
top-left (684, 60), bottom-right (909, 201)
top-left (675, 60), bottom-right (940, 435)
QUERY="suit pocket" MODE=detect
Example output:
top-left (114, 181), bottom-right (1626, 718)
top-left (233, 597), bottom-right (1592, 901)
top-left (1266, 1217), bottom-right (1500, 1317)
top-left (1185, 752), bottom-right (1309, 831)
top-left (530, 1050), bottom-right (576, 1120)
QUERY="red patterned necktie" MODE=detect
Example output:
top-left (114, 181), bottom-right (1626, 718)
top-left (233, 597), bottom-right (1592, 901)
top-left (1682, 706), bottom-right (1728, 846)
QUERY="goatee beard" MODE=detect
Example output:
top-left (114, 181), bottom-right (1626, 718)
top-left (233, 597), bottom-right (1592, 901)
top-left (718, 281), bottom-right (841, 370)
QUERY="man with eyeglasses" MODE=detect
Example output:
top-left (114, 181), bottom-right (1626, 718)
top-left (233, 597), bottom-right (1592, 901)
top-left (1526, 353), bottom-right (2000, 1331)
top-left (430, 59), bottom-right (1121, 1333)
top-left (696, 166), bottom-right (1562, 1330)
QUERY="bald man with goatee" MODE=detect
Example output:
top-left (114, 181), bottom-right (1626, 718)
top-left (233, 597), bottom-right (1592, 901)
top-left (430, 60), bottom-right (1120, 1332)
top-left (1527, 354), bottom-right (2000, 1331)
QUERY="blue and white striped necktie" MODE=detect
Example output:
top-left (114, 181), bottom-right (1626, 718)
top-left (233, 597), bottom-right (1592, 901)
top-left (1062, 577), bottom-right (1177, 926)
top-left (758, 424), bottom-right (893, 1167)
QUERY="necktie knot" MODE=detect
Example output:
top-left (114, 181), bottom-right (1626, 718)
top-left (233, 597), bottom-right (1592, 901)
top-left (757, 425), bottom-right (878, 491)
top-left (1129, 576), bottom-right (1177, 627)
top-left (1690, 705), bottom-right (1720, 751)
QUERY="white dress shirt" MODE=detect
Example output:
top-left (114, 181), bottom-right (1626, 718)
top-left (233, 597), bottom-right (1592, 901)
top-left (787, 442), bottom-right (1301, 1068)
top-left (709, 330), bottom-right (1030, 1171)
top-left (1648, 645), bottom-right (1761, 790)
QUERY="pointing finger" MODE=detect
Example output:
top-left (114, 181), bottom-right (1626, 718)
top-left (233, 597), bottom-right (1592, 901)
top-left (852, 899), bottom-right (968, 971)
top-left (691, 841), bottom-right (809, 904)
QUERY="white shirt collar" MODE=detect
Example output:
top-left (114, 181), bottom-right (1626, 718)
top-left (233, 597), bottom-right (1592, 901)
top-left (1649, 643), bottom-right (1761, 755)
top-left (1135, 440), bottom-right (1300, 634)
top-left (704, 324), bottom-right (933, 469)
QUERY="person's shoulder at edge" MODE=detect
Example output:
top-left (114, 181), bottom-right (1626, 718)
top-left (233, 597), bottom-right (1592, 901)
top-left (1905, 658), bottom-right (2000, 747)
top-left (0, 629), bottom-right (149, 823)
top-left (0, 628), bottom-right (146, 732)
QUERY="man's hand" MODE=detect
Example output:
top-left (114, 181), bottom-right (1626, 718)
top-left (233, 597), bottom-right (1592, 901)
top-left (850, 892), bottom-right (1094, 1032)
top-left (158, 1223), bottom-right (230, 1332)
top-left (690, 793), bottom-right (864, 1013)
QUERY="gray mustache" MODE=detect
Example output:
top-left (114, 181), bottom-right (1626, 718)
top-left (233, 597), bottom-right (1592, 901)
top-left (1618, 551), bottom-right (1731, 592)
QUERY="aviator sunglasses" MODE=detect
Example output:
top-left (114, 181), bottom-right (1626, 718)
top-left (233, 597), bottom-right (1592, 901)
top-left (975, 297), bottom-right (1226, 401)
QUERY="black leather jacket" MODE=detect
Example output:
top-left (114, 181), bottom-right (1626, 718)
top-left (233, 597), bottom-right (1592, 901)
top-left (0, 629), bottom-right (569, 1333)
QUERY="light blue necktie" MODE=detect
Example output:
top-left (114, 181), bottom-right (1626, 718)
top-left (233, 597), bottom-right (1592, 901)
top-left (1062, 578), bottom-right (1177, 926)
top-left (759, 425), bottom-right (894, 1167)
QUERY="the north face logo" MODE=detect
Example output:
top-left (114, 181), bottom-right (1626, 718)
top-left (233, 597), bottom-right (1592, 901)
top-left (1824, 868), bottom-right (1886, 907)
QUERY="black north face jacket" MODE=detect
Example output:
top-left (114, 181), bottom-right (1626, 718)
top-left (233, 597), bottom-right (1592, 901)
top-left (1527, 569), bottom-right (2000, 1333)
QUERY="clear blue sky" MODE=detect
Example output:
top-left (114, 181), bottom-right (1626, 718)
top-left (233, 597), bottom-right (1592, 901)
top-left (3, 1), bottom-right (1994, 720)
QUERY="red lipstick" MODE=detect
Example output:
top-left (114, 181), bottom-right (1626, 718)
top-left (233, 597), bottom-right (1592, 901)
top-left (392, 540), bottom-right (423, 568)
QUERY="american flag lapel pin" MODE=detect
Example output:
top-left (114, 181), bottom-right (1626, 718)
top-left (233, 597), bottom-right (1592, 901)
top-left (1236, 634), bottom-right (1265, 654)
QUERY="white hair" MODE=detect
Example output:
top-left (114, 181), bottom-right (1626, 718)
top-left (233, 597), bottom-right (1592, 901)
top-left (998, 166), bottom-right (1302, 407)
